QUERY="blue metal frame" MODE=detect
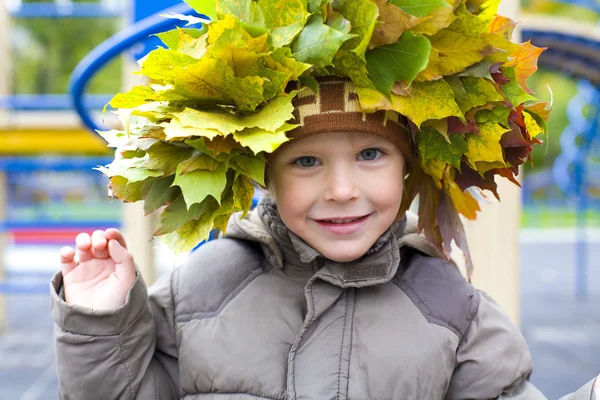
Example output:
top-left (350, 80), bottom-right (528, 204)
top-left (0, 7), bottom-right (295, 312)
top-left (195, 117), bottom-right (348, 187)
top-left (0, 94), bottom-right (112, 111)
top-left (69, 2), bottom-right (202, 133)
top-left (8, 3), bottom-right (122, 19)
top-left (0, 156), bottom-right (113, 172)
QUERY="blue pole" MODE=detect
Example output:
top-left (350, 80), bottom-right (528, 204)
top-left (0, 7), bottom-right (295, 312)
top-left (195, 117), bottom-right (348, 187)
top-left (574, 86), bottom-right (600, 299)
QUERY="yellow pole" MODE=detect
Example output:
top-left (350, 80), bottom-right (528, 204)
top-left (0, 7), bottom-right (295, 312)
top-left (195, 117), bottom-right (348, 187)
top-left (0, 0), bottom-right (11, 332)
top-left (465, 0), bottom-right (521, 325)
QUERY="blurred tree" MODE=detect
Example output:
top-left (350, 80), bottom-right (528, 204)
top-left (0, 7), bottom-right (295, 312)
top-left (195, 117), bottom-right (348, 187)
top-left (10, 0), bottom-right (124, 95)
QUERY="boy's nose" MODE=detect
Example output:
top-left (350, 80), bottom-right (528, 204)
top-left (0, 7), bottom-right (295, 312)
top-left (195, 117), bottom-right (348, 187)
top-left (323, 169), bottom-right (359, 202)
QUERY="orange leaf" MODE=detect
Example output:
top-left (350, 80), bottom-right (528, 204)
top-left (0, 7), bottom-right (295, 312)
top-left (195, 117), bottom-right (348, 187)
top-left (504, 41), bottom-right (546, 93)
top-left (488, 15), bottom-right (516, 36)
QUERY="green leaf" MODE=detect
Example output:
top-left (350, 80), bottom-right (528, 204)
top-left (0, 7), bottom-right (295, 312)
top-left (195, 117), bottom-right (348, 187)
top-left (455, 76), bottom-right (504, 112)
top-left (292, 15), bottom-right (354, 68)
top-left (389, 0), bottom-right (450, 18)
top-left (160, 196), bottom-right (222, 253)
top-left (108, 176), bottom-right (145, 202)
top-left (179, 151), bottom-right (222, 173)
top-left (142, 176), bottom-right (180, 215)
top-left (475, 106), bottom-right (511, 127)
top-left (416, 127), bottom-right (467, 169)
top-left (365, 31), bottom-right (431, 95)
top-left (331, 0), bottom-right (379, 57)
top-left (232, 173), bottom-right (255, 216)
top-left (173, 91), bottom-right (297, 135)
top-left (155, 194), bottom-right (211, 235)
top-left (172, 162), bottom-right (228, 208)
top-left (232, 124), bottom-right (294, 154)
top-left (140, 47), bottom-right (197, 83)
top-left (173, 57), bottom-right (265, 112)
top-left (108, 86), bottom-right (187, 109)
top-left (184, 0), bottom-right (217, 20)
top-left (257, 0), bottom-right (309, 47)
top-left (500, 66), bottom-right (536, 107)
top-left (96, 158), bottom-right (163, 182)
top-left (230, 154), bottom-right (266, 185)
top-left (154, 27), bottom-right (207, 49)
top-left (216, 0), bottom-right (254, 22)
top-left (141, 142), bottom-right (196, 175)
top-left (391, 80), bottom-right (464, 128)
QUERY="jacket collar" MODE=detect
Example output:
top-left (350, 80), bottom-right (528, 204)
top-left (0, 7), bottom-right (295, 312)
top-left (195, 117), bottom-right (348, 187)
top-left (225, 196), bottom-right (443, 288)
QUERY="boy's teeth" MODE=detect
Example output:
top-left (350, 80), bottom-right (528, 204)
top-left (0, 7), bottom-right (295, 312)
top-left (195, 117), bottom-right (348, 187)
top-left (325, 217), bottom-right (360, 224)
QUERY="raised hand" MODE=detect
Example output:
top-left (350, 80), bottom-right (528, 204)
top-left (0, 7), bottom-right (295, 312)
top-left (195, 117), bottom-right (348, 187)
top-left (59, 229), bottom-right (136, 310)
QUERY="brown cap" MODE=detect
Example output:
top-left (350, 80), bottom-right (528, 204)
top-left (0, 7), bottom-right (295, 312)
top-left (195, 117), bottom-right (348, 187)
top-left (288, 76), bottom-right (416, 164)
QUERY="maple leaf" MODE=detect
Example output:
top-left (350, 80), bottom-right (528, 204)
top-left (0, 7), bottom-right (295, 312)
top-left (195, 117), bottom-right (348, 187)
top-left (172, 162), bottom-right (229, 208)
top-left (369, 0), bottom-right (420, 48)
top-left (331, 0), bottom-right (379, 58)
top-left (464, 121), bottom-right (508, 172)
top-left (416, 127), bottom-right (467, 169)
top-left (499, 66), bottom-right (536, 107)
top-left (155, 27), bottom-right (207, 50)
top-left (389, 0), bottom-right (450, 18)
top-left (365, 31), bottom-right (431, 95)
top-left (391, 80), bottom-right (464, 128)
top-left (435, 190), bottom-right (474, 279)
top-left (504, 41), bottom-right (545, 94)
top-left (410, 5), bottom-right (456, 36)
top-left (292, 15), bottom-right (355, 68)
top-left (183, 0), bottom-right (218, 20)
top-left (257, 0), bottom-right (310, 47)
top-left (418, 30), bottom-right (494, 80)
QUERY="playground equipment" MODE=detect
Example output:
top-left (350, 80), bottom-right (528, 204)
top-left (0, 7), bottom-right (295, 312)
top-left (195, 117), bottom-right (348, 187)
top-left (521, 11), bottom-right (600, 299)
top-left (1, 0), bottom-right (599, 330)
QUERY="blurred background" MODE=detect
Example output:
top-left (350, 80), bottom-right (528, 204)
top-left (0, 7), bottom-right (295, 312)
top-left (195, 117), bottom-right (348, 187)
top-left (0, 0), bottom-right (598, 399)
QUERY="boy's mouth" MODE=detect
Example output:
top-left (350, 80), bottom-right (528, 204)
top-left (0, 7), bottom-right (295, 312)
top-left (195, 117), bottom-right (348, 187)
top-left (317, 216), bottom-right (368, 224)
top-left (313, 214), bottom-right (372, 235)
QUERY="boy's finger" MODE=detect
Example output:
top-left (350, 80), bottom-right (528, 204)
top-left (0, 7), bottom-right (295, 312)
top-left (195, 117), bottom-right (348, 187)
top-left (59, 246), bottom-right (77, 276)
top-left (75, 233), bottom-right (94, 262)
top-left (105, 228), bottom-right (128, 249)
top-left (108, 239), bottom-right (135, 284)
top-left (91, 230), bottom-right (110, 259)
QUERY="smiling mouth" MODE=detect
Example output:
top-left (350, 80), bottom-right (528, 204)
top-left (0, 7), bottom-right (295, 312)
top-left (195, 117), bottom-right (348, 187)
top-left (315, 214), bottom-right (371, 224)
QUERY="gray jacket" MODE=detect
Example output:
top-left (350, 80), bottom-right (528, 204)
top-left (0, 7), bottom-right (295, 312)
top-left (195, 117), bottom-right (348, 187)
top-left (50, 199), bottom-right (587, 399)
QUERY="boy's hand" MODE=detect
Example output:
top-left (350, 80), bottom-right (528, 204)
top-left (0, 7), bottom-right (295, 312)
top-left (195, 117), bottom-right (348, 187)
top-left (59, 229), bottom-right (136, 310)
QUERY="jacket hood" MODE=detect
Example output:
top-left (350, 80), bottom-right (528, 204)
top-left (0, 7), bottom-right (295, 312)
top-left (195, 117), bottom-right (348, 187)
top-left (225, 196), bottom-right (445, 279)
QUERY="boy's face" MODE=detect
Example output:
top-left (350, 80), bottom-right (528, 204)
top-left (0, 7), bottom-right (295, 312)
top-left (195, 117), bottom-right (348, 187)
top-left (267, 131), bottom-right (405, 263)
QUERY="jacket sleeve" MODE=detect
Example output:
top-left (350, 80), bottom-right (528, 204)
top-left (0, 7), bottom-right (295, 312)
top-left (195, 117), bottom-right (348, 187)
top-left (50, 268), bottom-right (180, 400)
top-left (559, 377), bottom-right (597, 400)
top-left (445, 291), bottom-right (547, 400)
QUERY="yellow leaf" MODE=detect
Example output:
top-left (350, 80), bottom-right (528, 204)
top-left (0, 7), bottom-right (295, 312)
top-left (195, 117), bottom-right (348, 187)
top-left (232, 124), bottom-right (294, 153)
top-left (370, 0), bottom-right (420, 48)
top-left (410, 5), bottom-right (456, 36)
top-left (162, 118), bottom-right (221, 141)
top-left (421, 157), bottom-right (446, 188)
top-left (443, 169), bottom-right (480, 220)
top-left (391, 80), bottom-right (464, 128)
top-left (464, 122), bottom-right (508, 171)
top-left (523, 111), bottom-right (544, 137)
top-left (418, 30), bottom-right (495, 80)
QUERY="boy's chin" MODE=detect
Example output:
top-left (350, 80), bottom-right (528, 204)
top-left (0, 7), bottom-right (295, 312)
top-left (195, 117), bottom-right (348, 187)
top-left (318, 244), bottom-right (373, 263)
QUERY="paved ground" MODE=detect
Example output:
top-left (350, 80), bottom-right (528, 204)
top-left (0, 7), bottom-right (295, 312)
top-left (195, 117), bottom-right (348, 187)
top-left (0, 238), bottom-right (599, 400)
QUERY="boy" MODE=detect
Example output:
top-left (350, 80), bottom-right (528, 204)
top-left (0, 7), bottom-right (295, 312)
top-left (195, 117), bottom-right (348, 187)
top-left (51, 1), bottom-right (599, 398)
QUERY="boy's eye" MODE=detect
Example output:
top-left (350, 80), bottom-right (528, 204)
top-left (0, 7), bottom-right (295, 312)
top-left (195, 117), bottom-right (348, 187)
top-left (358, 148), bottom-right (383, 161)
top-left (295, 156), bottom-right (320, 168)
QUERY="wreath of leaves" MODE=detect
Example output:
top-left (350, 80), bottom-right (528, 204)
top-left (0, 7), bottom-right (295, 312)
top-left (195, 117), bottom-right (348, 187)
top-left (100, 0), bottom-right (550, 274)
